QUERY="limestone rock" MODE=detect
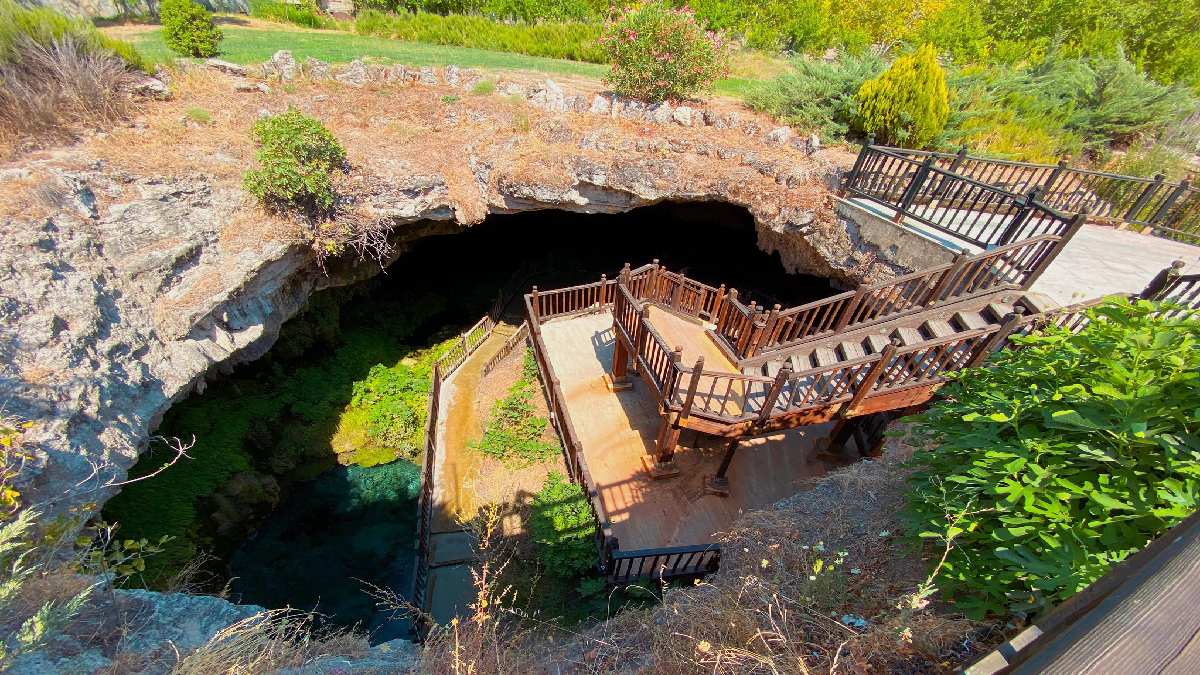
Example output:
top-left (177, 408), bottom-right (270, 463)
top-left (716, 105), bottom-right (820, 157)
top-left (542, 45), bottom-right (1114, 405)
top-left (126, 74), bottom-right (170, 100)
top-left (304, 57), bottom-right (331, 80)
top-left (265, 50), bottom-right (299, 81)
top-left (234, 81), bottom-right (270, 94)
top-left (589, 93), bottom-right (612, 115)
top-left (648, 101), bottom-right (673, 125)
top-left (444, 64), bottom-right (460, 86)
top-left (672, 106), bottom-right (694, 126)
top-left (418, 66), bottom-right (437, 85)
top-left (205, 58), bottom-right (247, 77)
top-left (766, 127), bottom-right (792, 144)
top-left (334, 60), bottom-right (371, 87)
top-left (618, 98), bottom-right (646, 120)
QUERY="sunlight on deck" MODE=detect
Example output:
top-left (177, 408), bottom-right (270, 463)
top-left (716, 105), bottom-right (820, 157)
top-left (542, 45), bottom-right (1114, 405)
top-left (539, 310), bottom-right (840, 550)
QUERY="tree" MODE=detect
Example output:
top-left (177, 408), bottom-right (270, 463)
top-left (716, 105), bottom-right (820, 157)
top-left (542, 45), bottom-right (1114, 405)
top-left (159, 0), bottom-right (223, 58)
top-left (855, 43), bottom-right (949, 147)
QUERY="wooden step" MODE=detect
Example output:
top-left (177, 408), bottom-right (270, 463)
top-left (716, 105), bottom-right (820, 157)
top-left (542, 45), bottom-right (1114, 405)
top-left (983, 302), bottom-right (1015, 323)
top-left (838, 341), bottom-right (866, 361)
top-left (1018, 292), bottom-right (1058, 316)
top-left (764, 360), bottom-right (783, 378)
top-left (812, 347), bottom-right (838, 367)
top-left (952, 310), bottom-right (990, 331)
top-left (741, 366), bottom-right (760, 377)
top-left (788, 353), bottom-right (810, 372)
top-left (921, 319), bottom-right (956, 340)
top-left (891, 327), bottom-right (922, 347)
top-left (863, 334), bottom-right (891, 354)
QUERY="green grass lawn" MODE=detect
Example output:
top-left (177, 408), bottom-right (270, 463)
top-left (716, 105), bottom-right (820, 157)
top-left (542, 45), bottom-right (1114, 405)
top-left (130, 25), bottom-right (762, 98)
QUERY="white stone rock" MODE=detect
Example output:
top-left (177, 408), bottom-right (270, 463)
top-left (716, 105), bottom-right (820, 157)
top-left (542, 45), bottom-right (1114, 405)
top-left (444, 64), bottom-right (461, 86)
top-left (418, 66), bottom-right (437, 85)
top-left (766, 127), bottom-right (792, 144)
top-left (672, 106), bottom-right (694, 126)
top-left (649, 101), bottom-right (673, 125)
top-left (267, 50), bottom-right (298, 81)
top-left (303, 57), bottom-right (331, 80)
top-left (334, 60), bottom-right (371, 87)
top-left (205, 58), bottom-right (247, 76)
top-left (589, 94), bottom-right (612, 115)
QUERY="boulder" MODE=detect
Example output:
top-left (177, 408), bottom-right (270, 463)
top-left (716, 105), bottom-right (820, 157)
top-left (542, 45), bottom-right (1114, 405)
top-left (648, 101), bottom-right (673, 125)
top-left (672, 106), bottom-right (694, 127)
top-left (766, 127), bottom-right (792, 144)
top-left (443, 64), bottom-right (461, 86)
top-left (303, 57), bottom-right (331, 80)
top-left (589, 93), bottom-right (612, 115)
top-left (417, 66), bottom-right (437, 85)
top-left (126, 74), bottom-right (171, 100)
top-left (334, 60), bottom-right (371, 87)
top-left (234, 81), bottom-right (270, 94)
top-left (265, 50), bottom-right (299, 81)
top-left (205, 58), bottom-right (247, 77)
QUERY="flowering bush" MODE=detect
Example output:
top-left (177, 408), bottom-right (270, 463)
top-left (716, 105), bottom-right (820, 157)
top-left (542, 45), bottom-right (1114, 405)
top-left (600, 2), bottom-right (731, 103)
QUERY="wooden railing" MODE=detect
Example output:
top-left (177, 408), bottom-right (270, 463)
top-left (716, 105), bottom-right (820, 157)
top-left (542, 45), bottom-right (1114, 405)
top-left (737, 234), bottom-right (1071, 361)
top-left (861, 144), bottom-right (1200, 243)
top-left (844, 145), bottom-right (1081, 249)
top-left (480, 322), bottom-right (530, 377)
top-left (529, 277), bottom-right (617, 322)
top-left (609, 543), bottom-right (721, 584)
top-left (410, 360), bottom-right (443, 639)
top-left (434, 315), bottom-right (496, 377)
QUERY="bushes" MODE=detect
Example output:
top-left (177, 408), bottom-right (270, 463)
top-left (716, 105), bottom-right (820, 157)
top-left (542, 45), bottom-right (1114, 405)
top-left (355, 9), bottom-right (606, 63)
top-left (904, 298), bottom-right (1200, 617)
top-left (530, 471), bottom-right (595, 579)
top-left (856, 43), bottom-right (948, 147)
top-left (248, 0), bottom-right (335, 29)
top-left (243, 109), bottom-right (346, 213)
top-left (600, 2), bottom-right (731, 102)
top-left (0, 0), bottom-right (146, 151)
top-left (350, 363), bottom-right (431, 455)
top-left (748, 53), bottom-right (883, 141)
top-left (471, 350), bottom-right (558, 466)
top-left (160, 0), bottom-right (223, 58)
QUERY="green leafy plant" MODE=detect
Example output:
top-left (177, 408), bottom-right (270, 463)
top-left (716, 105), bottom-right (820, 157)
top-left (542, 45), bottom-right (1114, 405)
top-left (748, 53), bottom-right (884, 141)
top-left (855, 43), bottom-right (949, 147)
top-left (904, 298), bottom-right (1200, 618)
top-left (441, 94), bottom-right (460, 104)
top-left (350, 362), bottom-right (431, 454)
top-left (471, 350), bottom-right (558, 465)
top-left (470, 79), bottom-right (496, 95)
top-left (248, 0), bottom-right (334, 30)
top-left (600, 2), bottom-right (732, 103)
top-left (184, 106), bottom-right (212, 125)
top-left (529, 471), bottom-right (595, 578)
top-left (243, 109), bottom-right (346, 213)
top-left (159, 0), bottom-right (223, 58)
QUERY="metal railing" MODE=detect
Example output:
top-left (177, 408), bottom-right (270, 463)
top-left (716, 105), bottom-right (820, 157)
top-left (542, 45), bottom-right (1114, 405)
top-left (859, 144), bottom-right (1199, 243)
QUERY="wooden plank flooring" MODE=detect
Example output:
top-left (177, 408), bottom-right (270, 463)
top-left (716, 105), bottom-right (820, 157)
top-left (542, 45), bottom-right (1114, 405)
top-left (539, 310), bottom-right (843, 551)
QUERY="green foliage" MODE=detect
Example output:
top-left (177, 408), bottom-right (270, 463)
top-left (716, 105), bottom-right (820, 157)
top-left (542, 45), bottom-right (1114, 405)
top-left (471, 349), bottom-right (558, 465)
top-left (159, 0), bottom-right (223, 58)
top-left (184, 106), bottom-right (212, 125)
top-left (855, 43), bottom-right (949, 147)
top-left (350, 362), bottom-right (431, 454)
top-left (248, 0), bottom-right (336, 29)
top-left (355, 9), bottom-right (606, 63)
top-left (470, 79), bottom-right (496, 95)
top-left (747, 53), bottom-right (884, 141)
top-left (0, 0), bottom-right (148, 71)
top-left (683, 0), bottom-right (832, 52)
top-left (243, 109), bottom-right (346, 214)
top-left (530, 472), bottom-right (595, 578)
top-left (601, 2), bottom-right (732, 102)
top-left (903, 298), bottom-right (1200, 618)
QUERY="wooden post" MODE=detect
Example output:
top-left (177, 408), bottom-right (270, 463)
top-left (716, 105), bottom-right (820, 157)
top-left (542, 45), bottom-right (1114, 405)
top-left (529, 286), bottom-right (540, 325)
top-left (758, 304), bottom-right (782, 351)
top-left (631, 305), bottom-right (649, 374)
top-left (966, 310), bottom-right (1027, 368)
top-left (608, 334), bottom-right (632, 391)
top-left (1141, 260), bottom-right (1185, 300)
top-left (833, 284), bottom-right (870, 332)
top-left (705, 438), bottom-right (739, 497)
top-left (746, 309), bottom-right (768, 359)
top-left (680, 355), bottom-right (704, 420)
top-left (711, 284), bottom-right (726, 322)
top-left (818, 417), bottom-right (858, 459)
top-left (925, 252), bottom-right (969, 304)
top-left (598, 274), bottom-right (607, 306)
top-left (844, 342), bottom-right (898, 416)
top-left (671, 271), bottom-right (684, 310)
top-left (649, 258), bottom-right (660, 302)
top-left (649, 411), bottom-right (682, 478)
top-left (1023, 212), bottom-right (1087, 290)
top-left (756, 364), bottom-right (792, 425)
top-left (1124, 174), bottom-right (1165, 222)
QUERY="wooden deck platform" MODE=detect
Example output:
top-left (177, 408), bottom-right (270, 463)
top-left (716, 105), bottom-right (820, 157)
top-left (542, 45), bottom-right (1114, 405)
top-left (539, 309), bottom-right (840, 551)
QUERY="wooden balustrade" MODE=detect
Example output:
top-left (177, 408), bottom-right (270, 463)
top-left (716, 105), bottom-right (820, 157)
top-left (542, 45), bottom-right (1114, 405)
top-left (530, 278), bottom-right (617, 321)
top-left (609, 543), bottom-right (721, 583)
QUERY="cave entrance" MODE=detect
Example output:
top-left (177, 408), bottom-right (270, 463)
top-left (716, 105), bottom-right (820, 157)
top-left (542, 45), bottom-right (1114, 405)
top-left (101, 201), bottom-right (836, 639)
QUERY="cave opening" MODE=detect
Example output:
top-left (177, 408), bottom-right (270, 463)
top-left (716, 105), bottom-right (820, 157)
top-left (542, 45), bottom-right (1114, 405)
top-left (101, 200), bottom-right (836, 640)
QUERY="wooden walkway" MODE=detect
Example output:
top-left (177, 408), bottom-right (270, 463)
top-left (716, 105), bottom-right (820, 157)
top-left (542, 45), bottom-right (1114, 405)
top-left (539, 310), bottom-right (838, 551)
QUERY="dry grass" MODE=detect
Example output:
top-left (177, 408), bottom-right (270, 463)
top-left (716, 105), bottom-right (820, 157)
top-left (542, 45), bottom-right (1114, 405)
top-left (170, 608), bottom-right (370, 674)
top-left (0, 36), bottom-right (136, 158)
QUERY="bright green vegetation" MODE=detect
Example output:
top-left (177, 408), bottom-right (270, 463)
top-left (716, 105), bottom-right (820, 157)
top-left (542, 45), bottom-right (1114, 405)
top-left (471, 350), bottom-right (558, 466)
top-left (230, 459), bottom-right (421, 628)
top-left (752, 49), bottom-right (1195, 160)
top-left (0, 0), bottom-right (147, 71)
top-left (904, 299), bottom-right (1200, 618)
top-left (243, 109), bottom-right (346, 214)
top-left (102, 286), bottom-right (456, 586)
top-left (350, 361), bottom-right (433, 456)
top-left (355, 9), bottom-right (605, 63)
top-left (855, 44), bottom-right (948, 148)
top-left (159, 0), bottom-right (222, 58)
top-left (249, 0), bottom-right (335, 30)
top-left (600, 1), bottom-right (731, 103)
top-left (530, 471), bottom-right (595, 580)
top-left (184, 106), bottom-right (212, 125)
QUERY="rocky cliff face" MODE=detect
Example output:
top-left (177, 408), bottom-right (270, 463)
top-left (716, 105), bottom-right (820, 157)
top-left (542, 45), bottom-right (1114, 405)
top-left (0, 63), bottom-right (884, 518)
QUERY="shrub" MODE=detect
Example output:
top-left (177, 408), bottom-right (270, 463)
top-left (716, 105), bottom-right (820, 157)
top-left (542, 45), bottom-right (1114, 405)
top-left (748, 53), bottom-right (884, 141)
top-left (903, 298), bottom-right (1200, 618)
top-left (471, 350), bottom-right (558, 465)
top-left (159, 0), bottom-right (223, 58)
top-left (243, 109), bottom-right (346, 213)
top-left (355, 9), bottom-right (606, 63)
top-left (248, 0), bottom-right (334, 29)
top-left (350, 363), bottom-right (430, 454)
top-left (600, 2), bottom-right (731, 103)
top-left (529, 471), bottom-right (595, 578)
top-left (470, 79), bottom-right (496, 95)
top-left (855, 43), bottom-right (948, 147)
